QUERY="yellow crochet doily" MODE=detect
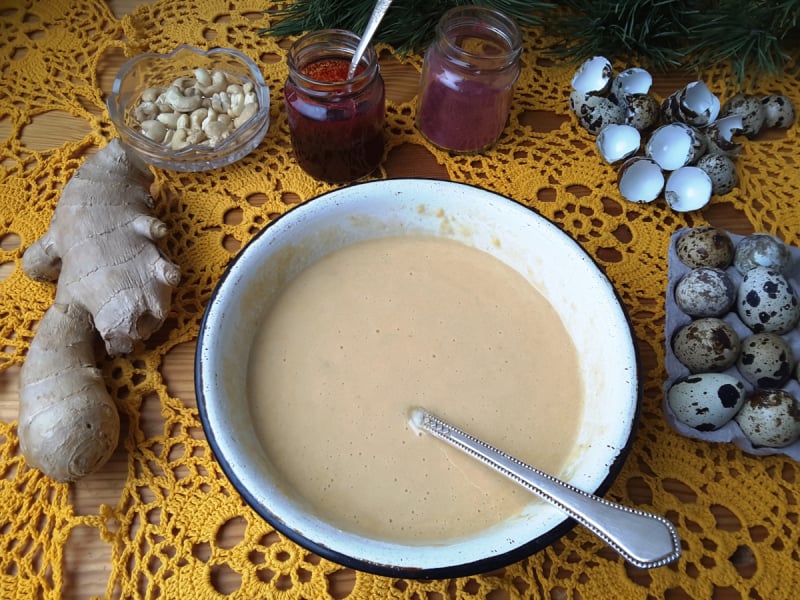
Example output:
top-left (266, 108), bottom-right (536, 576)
top-left (1, 1), bottom-right (799, 598)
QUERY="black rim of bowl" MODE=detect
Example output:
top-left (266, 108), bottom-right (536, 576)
top-left (195, 178), bottom-right (643, 579)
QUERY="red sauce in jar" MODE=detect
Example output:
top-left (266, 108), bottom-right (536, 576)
top-left (301, 58), bottom-right (363, 82)
top-left (285, 53), bottom-right (385, 183)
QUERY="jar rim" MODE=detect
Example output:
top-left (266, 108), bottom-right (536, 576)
top-left (434, 6), bottom-right (522, 71)
top-left (287, 28), bottom-right (380, 91)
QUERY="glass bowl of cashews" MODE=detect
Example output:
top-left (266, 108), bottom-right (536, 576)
top-left (108, 45), bottom-right (270, 172)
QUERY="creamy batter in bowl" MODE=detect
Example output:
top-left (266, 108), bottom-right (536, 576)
top-left (196, 179), bottom-right (640, 578)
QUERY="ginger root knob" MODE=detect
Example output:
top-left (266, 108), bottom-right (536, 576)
top-left (18, 139), bottom-right (179, 482)
top-left (19, 303), bottom-right (120, 482)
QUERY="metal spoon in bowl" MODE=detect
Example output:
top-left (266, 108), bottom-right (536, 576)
top-left (409, 407), bottom-right (681, 569)
top-left (347, 0), bottom-right (394, 79)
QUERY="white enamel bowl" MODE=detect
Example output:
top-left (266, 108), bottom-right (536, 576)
top-left (196, 179), bottom-right (640, 578)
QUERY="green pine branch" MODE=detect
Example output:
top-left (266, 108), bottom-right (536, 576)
top-left (259, 0), bottom-right (800, 85)
top-left (259, 0), bottom-right (552, 54)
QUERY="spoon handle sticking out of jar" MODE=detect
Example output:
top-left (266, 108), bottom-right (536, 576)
top-left (409, 407), bottom-right (681, 569)
top-left (348, 0), bottom-right (394, 79)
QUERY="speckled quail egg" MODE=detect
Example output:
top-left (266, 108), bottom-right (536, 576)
top-left (720, 93), bottom-right (766, 138)
top-left (596, 124), bottom-right (641, 164)
top-left (695, 153), bottom-right (738, 196)
top-left (675, 226), bottom-right (734, 269)
top-left (674, 267), bottom-right (737, 317)
top-left (571, 56), bottom-right (613, 95)
top-left (702, 114), bottom-right (744, 158)
top-left (667, 372), bottom-right (746, 431)
top-left (646, 123), bottom-right (706, 171)
top-left (737, 332), bottom-right (796, 388)
top-left (664, 166), bottom-right (713, 212)
top-left (737, 266), bottom-right (800, 334)
top-left (624, 93), bottom-right (661, 131)
top-left (672, 318), bottom-right (741, 373)
top-left (733, 233), bottom-right (791, 274)
top-left (734, 389), bottom-right (800, 448)
top-left (569, 90), bottom-right (626, 135)
top-left (618, 156), bottom-right (664, 203)
top-left (760, 94), bottom-right (795, 128)
top-left (662, 80), bottom-right (720, 127)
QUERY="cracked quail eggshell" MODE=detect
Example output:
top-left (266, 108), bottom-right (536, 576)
top-left (737, 333), bottom-right (796, 388)
top-left (646, 123), bottom-right (705, 171)
top-left (617, 156), bottom-right (664, 203)
top-left (662, 80), bottom-right (720, 127)
top-left (672, 318), bottom-right (740, 373)
top-left (737, 266), bottom-right (800, 334)
top-left (675, 226), bottom-right (734, 269)
top-left (703, 115), bottom-right (744, 157)
top-left (695, 153), bottom-right (738, 196)
top-left (667, 372), bottom-right (746, 431)
top-left (761, 94), bottom-right (796, 128)
top-left (610, 67), bottom-right (652, 100)
top-left (734, 233), bottom-right (791, 274)
top-left (664, 166), bottom-right (712, 212)
top-left (596, 124), bottom-right (640, 164)
top-left (571, 56), bottom-right (613, 95)
top-left (720, 93), bottom-right (766, 138)
top-left (734, 389), bottom-right (800, 448)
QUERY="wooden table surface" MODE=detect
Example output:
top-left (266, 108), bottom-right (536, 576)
top-left (0, 1), bottom-right (765, 597)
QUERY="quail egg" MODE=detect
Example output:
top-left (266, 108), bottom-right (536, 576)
top-left (664, 166), bottom-right (713, 212)
top-left (733, 233), bottom-right (791, 274)
top-left (672, 318), bottom-right (741, 373)
top-left (618, 156), bottom-right (664, 203)
top-left (737, 332), bottom-right (796, 388)
top-left (695, 153), bottom-right (738, 196)
top-left (760, 94), bottom-right (796, 129)
top-left (720, 93), bottom-right (766, 138)
top-left (674, 267), bottom-right (737, 317)
top-left (570, 90), bottom-right (626, 135)
top-left (596, 124), bottom-right (641, 164)
top-left (736, 266), bottom-right (800, 334)
top-left (734, 389), bottom-right (800, 448)
top-left (675, 226), bottom-right (734, 269)
top-left (624, 93), bottom-right (662, 131)
top-left (667, 372), bottom-right (746, 431)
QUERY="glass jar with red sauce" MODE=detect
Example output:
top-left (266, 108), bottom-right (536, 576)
top-left (285, 30), bottom-right (385, 183)
top-left (416, 6), bottom-right (522, 153)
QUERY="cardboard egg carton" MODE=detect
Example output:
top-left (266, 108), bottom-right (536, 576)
top-left (664, 228), bottom-right (800, 459)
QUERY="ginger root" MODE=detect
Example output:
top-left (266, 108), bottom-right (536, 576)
top-left (18, 139), bottom-right (180, 482)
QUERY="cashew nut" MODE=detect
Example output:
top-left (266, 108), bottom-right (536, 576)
top-left (165, 87), bottom-right (202, 113)
top-left (156, 112), bottom-right (180, 129)
top-left (234, 103), bottom-right (258, 128)
top-left (140, 120), bottom-right (167, 142)
top-left (129, 67), bottom-right (261, 151)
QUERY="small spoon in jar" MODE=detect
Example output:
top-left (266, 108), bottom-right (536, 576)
top-left (348, 0), bottom-right (394, 79)
top-left (409, 407), bottom-right (681, 569)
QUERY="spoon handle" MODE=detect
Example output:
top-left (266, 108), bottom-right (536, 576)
top-left (411, 409), bottom-right (681, 569)
top-left (348, 0), bottom-right (394, 79)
